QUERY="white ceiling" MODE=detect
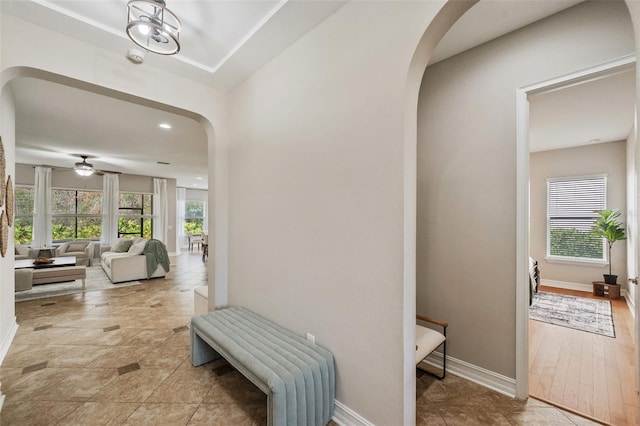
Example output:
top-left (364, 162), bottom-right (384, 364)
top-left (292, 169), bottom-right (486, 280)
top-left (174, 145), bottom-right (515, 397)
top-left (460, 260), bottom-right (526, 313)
top-left (529, 68), bottom-right (637, 153)
top-left (9, 77), bottom-right (209, 188)
top-left (3, 0), bottom-right (635, 189)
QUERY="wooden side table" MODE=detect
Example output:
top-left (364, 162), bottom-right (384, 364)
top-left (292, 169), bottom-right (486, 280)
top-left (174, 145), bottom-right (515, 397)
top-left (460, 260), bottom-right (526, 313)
top-left (592, 281), bottom-right (621, 299)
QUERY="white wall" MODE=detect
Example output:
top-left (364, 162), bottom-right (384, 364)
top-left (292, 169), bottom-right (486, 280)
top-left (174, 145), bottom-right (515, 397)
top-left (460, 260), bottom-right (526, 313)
top-left (227, 1), bottom-right (451, 424)
top-left (1, 15), bottom-right (230, 306)
top-left (185, 188), bottom-right (208, 202)
top-left (417, 1), bottom-right (635, 379)
top-left (530, 142), bottom-right (628, 286)
top-left (0, 10), bottom-right (228, 402)
top-left (14, 163), bottom-right (179, 252)
top-left (0, 84), bottom-right (17, 411)
top-left (628, 122), bottom-right (638, 307)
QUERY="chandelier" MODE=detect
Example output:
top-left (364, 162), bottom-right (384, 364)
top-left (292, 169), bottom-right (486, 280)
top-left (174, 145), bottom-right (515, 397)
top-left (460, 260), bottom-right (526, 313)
top-left (126, 0), bottom-right (181, 55)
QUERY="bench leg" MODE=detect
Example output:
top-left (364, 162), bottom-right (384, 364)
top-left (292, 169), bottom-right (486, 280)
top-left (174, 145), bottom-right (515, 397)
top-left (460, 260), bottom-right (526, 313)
top-left (190, 329), bottom-right (223, 367)
top-left (82, 278), bottom-right (86, 289)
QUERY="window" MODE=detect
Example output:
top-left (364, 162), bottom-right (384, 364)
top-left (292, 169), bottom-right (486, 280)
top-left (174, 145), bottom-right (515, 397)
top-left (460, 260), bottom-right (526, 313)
top-left (547, 175), bottom-right (606, 262)
top-left (52, 189), bottom-right (103, 240)
top-left (14, 185), bottom-right (34, 244)
top-left (185, 200), bottom-right (205, 234)
top-left (118, 192), bottom-right (153, 238)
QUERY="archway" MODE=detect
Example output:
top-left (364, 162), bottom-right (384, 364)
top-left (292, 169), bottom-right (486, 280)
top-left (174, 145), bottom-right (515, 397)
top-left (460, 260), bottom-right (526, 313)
top-left (0, 65), bottom-right (220, 313)
top-left (406, 1), bottom-right (640, 424)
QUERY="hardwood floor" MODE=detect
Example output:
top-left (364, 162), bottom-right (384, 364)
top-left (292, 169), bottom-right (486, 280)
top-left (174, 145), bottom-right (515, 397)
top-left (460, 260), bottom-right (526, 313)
top-left (529, 285), bottom-right (639, 426)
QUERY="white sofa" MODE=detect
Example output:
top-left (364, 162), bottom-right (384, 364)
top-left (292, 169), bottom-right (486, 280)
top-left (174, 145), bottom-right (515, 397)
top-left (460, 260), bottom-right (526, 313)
top-left (100, 238), bottom-right (167, 284)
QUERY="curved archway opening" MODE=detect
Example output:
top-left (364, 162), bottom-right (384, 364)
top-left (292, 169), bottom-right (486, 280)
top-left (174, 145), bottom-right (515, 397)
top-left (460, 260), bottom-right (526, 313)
top-left (1, 65), bottom-right (219, 308)
top-left (406, 1), bottom-right (639, 424)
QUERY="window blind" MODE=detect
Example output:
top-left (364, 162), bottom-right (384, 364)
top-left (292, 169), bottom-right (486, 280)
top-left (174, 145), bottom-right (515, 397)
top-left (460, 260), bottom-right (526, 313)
top-left (547, 176), bottom-right (606, 260)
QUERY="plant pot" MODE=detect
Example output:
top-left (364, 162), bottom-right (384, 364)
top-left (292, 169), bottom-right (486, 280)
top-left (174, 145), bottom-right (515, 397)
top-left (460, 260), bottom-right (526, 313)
top-left (603, 274), bottom-right (618, 284)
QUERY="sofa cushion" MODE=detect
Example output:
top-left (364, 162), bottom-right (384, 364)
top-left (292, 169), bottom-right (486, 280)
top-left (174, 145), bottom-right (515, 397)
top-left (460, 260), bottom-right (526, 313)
top-left (102, 252), bottom-right (130, 267)
top-left (68, 242), bottom-right (88, 252)
top-left (112, 239), bottom-right (134, 253)
top-left (15, 244), bottom-right (30, 256)
top-left (128, 239), bottom-right (147, 255)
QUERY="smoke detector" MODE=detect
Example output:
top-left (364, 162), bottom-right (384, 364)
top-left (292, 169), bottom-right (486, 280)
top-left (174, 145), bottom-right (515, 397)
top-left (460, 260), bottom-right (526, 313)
top-left (126, 48), bottom-right (145, 64)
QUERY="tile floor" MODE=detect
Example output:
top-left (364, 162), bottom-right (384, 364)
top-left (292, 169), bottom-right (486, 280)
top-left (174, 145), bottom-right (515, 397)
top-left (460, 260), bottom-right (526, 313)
top-left (416, 370), bottom-right (599, 425)
top-left (1, 252), bottom-right (600, 425)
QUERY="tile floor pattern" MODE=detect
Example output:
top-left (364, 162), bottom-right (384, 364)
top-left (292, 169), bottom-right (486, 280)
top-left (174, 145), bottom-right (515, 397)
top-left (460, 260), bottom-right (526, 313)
top-left (416, 370), bottom-right (600, 425)
top-left (1, 252), bottom-right (600, 425)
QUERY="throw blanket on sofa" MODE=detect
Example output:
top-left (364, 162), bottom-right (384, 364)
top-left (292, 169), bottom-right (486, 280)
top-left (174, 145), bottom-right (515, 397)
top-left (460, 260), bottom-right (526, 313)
top-left (143, 239), bottom-right (171, 278)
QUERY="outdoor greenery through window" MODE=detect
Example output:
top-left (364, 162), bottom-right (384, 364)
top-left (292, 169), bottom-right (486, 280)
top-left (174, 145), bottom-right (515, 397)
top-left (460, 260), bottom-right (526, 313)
top-left (185, 200), bottom-right (205, 234)
top-left (547, 176), bottom-right (606, 261)
top-left (52, 189), bottom-right (103, 240)
top-left (14, 185), bottom-right (34, 244)
top-left (119, 192), bottom-right (153, 238)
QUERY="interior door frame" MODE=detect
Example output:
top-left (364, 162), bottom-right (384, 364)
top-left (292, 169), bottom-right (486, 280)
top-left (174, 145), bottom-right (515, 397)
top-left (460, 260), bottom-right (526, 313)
top-left (514, 53), bottom-right (638, 399)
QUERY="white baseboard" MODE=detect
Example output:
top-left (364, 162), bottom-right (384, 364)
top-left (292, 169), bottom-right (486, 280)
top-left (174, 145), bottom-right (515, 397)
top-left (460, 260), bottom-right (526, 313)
top-left (542, 278), bottom-right (629, 300)
top-left (332, 400), bottom-right (374, 426)
top-left (0, 317), bottom-right (18, 365)
top-left (0, 317), bottom-right (18, 414)
top-left (624, 291), bottom-right (635, 318)
top-left (541, 279), bottom-right (592, 293)
top-left (424, 351), bottom-right (516, 398)
top-left (331, 353), bottom-right (515, 426)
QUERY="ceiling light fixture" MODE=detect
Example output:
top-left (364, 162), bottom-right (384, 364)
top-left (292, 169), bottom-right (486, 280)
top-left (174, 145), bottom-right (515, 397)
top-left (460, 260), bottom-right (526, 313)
top-left (126, 0), bottom-right (181, 55)
top-left (74, 156), bottom-right (94, 177)
top-left (159, 123), bottom-right (172, 129)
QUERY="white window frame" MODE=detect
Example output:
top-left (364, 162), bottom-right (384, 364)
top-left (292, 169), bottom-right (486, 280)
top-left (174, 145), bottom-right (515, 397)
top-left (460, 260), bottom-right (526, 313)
top-left (545, 174), bottom-right (607, 266)
top-left (51, 187), bottom-right (103, 242)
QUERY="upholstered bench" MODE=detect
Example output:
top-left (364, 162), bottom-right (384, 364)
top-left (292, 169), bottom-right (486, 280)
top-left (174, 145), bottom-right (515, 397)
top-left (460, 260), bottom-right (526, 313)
top-left (191, 307), bottom-right (335, 426)
top-left (32, 266), bottom-right (87, 288)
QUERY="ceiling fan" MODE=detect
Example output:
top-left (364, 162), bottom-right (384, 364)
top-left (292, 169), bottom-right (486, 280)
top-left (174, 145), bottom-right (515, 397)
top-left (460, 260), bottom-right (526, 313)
top-left (34, 155), bottom-right (120, 177)
top-left (74, 155), bottom-right (95, 176)
top-left (69, 155), bottom-right (120, 177)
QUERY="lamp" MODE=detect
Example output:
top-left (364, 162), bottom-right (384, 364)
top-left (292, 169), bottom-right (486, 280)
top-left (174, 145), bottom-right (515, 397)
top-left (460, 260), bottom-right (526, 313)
top-left (74, 156), bottom-right (94, 177)
top-left (126, 0), bottom-right (181, 55)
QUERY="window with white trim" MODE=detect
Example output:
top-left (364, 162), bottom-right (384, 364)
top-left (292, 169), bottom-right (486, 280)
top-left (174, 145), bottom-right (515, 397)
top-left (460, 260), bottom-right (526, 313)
top-left (547, 175), bottom-right (606, 262)
top-left (52, 188), bottom-right (103, 241)
top-left (184, 200), bottom-right (205, 234)
top-left (118, 192), bottom-right (153, 238)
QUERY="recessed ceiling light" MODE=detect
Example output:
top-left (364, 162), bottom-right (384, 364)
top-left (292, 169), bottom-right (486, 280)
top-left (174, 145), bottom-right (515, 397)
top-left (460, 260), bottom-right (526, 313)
top-left (159, 123), bottom-right (172, 129)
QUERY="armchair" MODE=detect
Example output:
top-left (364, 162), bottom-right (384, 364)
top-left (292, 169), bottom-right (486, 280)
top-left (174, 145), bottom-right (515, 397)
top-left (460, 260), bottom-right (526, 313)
top-left (14, 244), bottom-right (32, 260)
top-left (56, 240), bottom-right (95, 266)
top-left (188, 233), bottom-right (204, 251)
top-left (416, 314), bottom-right (448, 379)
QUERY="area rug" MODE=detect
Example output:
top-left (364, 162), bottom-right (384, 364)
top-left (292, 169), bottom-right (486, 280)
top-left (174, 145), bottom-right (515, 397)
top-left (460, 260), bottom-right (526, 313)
top-left (529, 291), bottom-right (615, 338)
top-left (15, 266), bottom-right (142, 302)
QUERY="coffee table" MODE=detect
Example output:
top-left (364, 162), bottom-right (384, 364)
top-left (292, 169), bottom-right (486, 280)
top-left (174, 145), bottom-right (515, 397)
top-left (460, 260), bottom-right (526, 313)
top-left (14, 256), bottom-right (86, 289)
top-left (15, 256), bottom-right (76, 269)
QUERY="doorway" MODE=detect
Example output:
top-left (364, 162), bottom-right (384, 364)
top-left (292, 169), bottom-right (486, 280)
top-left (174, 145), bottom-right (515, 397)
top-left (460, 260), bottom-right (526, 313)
top-left (415, 2), bottom-right (638, 425)
top-left (518, 56), bottom-right (638, 425)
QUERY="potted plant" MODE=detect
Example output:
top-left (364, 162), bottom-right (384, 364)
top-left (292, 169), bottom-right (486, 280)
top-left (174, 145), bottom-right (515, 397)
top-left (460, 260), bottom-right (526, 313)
top-left (591, 209), bottom-right (626, 284)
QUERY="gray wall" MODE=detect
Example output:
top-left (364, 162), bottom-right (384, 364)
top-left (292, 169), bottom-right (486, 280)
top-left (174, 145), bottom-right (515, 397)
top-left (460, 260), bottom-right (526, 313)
top-left (530, 141), bottom-right (628, 286)
top-left (225, 1), bottom-right (453, 423)
top-left (417, 1), bottom-right (635, 378)
top-left (15, 163), bottom-right (177, 252)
